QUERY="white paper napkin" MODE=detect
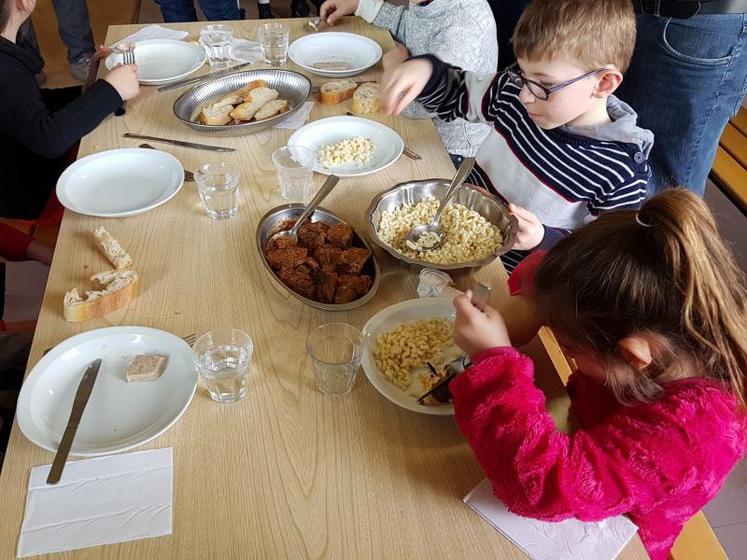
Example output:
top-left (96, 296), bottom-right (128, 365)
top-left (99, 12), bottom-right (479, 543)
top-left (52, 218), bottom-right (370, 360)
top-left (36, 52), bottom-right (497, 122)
top-left (464, 479), bottom-right (638, 560)
top-left (231, 38), bottom-right (263, 63)
top-left (113, 25), bottom-right (189, 48)
top-left (274, 101), bottom-right (314, 130)
top-left (18, 448), bottom-right (173, 558)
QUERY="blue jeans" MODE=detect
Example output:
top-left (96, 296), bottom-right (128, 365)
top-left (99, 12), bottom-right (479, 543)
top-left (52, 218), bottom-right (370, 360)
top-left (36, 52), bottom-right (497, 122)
top-left (617, 14), bottom-right (747, 196)
top-left (51, 0), bottom-right (95, 63)
top-left (155, 0), bottom-right (242, 22)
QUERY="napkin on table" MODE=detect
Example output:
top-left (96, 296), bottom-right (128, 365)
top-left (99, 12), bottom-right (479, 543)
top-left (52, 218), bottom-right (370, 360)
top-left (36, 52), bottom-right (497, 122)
top-left (113, 24), bottom-right (189, 48)
top-left (464, 479), bottom-right (638, 560)
top-left (273, 101), bottom-right (314, 130)
top-left (231, 38), bottom-right (264, 64)
top-left (17, 448), bottom-right (173, 558)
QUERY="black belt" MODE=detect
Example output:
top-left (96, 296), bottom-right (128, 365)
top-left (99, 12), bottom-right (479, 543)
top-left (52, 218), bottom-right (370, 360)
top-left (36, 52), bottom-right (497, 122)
top-left (634, 0), bottom-right (747, 16)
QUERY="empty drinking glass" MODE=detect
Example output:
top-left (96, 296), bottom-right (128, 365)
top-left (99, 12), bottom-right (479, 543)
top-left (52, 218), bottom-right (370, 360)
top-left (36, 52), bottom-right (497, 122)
top-left (195, 162), bottom-right (240, 219)
top-left (272, 146), bottom-right (315, 203)
top-left (194, 329), bottom-right (254, 403)
top-left (258, 22), bottom-right (289, 66)
top-left (200, 24), bottom-right (233, 68)
top-left (306, 324), bottom-right (363, 397)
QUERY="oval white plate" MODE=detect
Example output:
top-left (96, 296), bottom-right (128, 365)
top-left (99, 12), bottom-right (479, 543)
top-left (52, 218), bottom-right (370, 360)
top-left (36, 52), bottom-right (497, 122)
top-left (17, 326), bottom-right (198, 457)
top-left (361, 297), bottom-right (456, 416)
top-left (105, 39), bottom-right (206, 85)
top-left (287, 116), bottom-right (403, 177)
top-left (288, 32), bottom-right (382, 77)
top-left (56, 148), bottom-right (184, 218)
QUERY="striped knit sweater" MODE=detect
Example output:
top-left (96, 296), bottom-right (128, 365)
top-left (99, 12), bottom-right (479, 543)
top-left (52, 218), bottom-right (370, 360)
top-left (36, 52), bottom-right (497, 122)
top-left (414, 55), bottom-right (654, 270)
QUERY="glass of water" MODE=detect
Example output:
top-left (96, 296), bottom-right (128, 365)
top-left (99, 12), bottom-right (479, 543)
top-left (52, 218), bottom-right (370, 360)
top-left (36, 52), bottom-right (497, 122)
top-left (200, 24), bottom-right (233, 68)
top-left (258, 22), bottom-right (289, 66)
top-left (306, 323), bottom-right (363, 397)
top-left (195, 162), bottom-right (240, 219)
top-left (194, 329), bottom-right (253, 403)
top-left (272, 146), bottom-right (314, 203)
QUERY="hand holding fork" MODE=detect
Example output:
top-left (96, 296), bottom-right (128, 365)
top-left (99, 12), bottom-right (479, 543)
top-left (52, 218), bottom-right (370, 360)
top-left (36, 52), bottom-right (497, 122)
top-left (102, 43), bottom-right (139, 115)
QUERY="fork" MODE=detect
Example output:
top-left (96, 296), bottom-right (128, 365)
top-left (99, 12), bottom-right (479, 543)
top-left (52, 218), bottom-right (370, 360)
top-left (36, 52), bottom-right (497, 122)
top-left (41, 332), bottom-right (198, 357)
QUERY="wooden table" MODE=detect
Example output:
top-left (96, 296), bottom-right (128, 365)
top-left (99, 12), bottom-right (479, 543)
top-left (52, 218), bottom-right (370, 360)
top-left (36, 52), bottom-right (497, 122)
top-left (0, 19), bottom-right (648, 560)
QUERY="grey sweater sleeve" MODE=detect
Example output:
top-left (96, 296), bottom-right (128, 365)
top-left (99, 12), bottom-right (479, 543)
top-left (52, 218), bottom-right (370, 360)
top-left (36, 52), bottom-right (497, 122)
top-left (372, 2), bottom-right (408, 43)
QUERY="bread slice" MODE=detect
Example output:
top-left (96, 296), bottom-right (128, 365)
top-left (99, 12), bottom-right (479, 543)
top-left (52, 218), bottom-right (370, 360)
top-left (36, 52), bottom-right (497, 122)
top-left (229, 87), bottom-right (279, 122)
top-left (198, 104), bottom-right (233, 126)
top-left (92, 226), bottom-right (132, 269)
top-left (254, 99), bottom-right (290, 121)
top-left (319, 80), bottom-right (358, 105)
top-left (125, 353), bottom-right (169, 383)
top-left (313, 61), bottom-right (351, 71)
top-left (63, 269), bottom-right (139, 322)
top-left (351, 82), bottom-right (381, 115)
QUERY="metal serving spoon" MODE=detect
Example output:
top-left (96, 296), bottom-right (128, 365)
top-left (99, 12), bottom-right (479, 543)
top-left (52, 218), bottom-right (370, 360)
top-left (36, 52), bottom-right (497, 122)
top-left (269, 174), bottom-right (341, 245)
top-left (404, 156), bottom-right (475, 252)
top-left (138, 143), bottom-right (195, 182)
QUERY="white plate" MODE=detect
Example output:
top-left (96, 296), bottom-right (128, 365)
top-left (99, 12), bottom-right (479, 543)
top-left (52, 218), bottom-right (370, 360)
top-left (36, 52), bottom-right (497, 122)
top-left (17, 326), bottom-right (198, 457)
top-left (105, 39), bottom-right (206, 85)
top-left (56, 148), bottom-right (184, 218)
top-left (361, 297), bottom-right (457, 416)
top-left (288, 32), bottom-right (382, 77)
top-left (288, 116), bottom-right (403, 177)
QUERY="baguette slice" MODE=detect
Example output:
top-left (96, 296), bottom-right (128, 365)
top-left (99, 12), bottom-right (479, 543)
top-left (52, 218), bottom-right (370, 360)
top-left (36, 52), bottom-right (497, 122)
top-left (92, 226), bottom-right (132, 269)
top-left (313, 61), bottom-right (351, 71)
top-left (198, 104), bottom-right (233, 126)
top-left (254, 99), bottom-right (290, 121)
top-left (319, 80), bottom-right (358, 105)
top-left (125, 353), bottom-right (169, 383)
top-left (351, 82), bottom-right (381, 115)
top-left (229, 87), bottom-right (279, 121)
top-left (63, 269), bottom-right (139, 322)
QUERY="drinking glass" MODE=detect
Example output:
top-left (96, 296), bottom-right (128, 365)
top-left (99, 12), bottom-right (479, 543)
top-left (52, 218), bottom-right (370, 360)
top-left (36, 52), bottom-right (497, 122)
top-left (194, 329), bottom-right (253, 403)
top-left (200, 24), bottom-right (233, 68)
top-left (258, 22), bottom-right (289, 66)
top-left (272, 146), bottom-right (315, 203)
top-left (306, 324), bottom-right (363, 397)
top-left (195, 162), bottom-right (240, 219)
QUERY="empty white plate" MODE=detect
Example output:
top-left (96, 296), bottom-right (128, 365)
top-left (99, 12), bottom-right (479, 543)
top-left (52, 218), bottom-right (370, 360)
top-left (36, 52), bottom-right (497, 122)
top-left (17, 326), bottom-right (198, 457)
top-left (288, 32), bottom-right (382, 77)
top-left (105, 39), bottom-right (206, 85)
top-left (288, 116), bottom-right (403, 177)
top-left (57, 148), bottom-right (184, 217)
top-left (361, 297), bottom-right (457, 416)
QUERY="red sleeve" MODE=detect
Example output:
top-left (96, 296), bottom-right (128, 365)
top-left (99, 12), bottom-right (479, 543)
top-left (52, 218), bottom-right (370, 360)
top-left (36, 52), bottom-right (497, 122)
top-left (0, 223), bottom-right (33, 261)
top-left (507, 250), bottom-right (546, 297)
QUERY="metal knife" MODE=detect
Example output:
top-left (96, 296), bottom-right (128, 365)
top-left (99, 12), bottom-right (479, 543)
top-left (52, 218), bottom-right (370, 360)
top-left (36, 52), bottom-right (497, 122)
top-left (123, 133), bottom-right (236, 153)
top-left (157, 61), bottom-right (255, 93)
top-left (471, 282), bottom-right (491, 311)
top-left (47, 359), bottom-right (102, 485)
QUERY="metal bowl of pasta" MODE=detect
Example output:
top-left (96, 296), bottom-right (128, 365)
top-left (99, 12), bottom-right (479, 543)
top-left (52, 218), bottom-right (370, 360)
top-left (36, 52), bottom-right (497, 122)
top-left (365, 179), bottom-right (517, 271)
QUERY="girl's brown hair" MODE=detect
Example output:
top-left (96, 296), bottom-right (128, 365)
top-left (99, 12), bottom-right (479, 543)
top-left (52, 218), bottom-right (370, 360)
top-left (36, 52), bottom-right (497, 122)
top-left (534, 188), bottom-right (747, 406)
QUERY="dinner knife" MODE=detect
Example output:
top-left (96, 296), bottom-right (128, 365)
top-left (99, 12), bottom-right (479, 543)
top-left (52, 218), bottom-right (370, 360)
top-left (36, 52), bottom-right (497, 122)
top-left (123, 133), bottom-right (236, 153)
top-left (46, 359), bottom-right (102, 485)
top-left (157, 62), bottom-right (255, 93)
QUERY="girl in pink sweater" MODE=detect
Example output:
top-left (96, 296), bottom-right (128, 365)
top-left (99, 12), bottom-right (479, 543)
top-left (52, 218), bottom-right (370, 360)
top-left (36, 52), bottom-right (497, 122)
top-left (451, 188), bottom-right (747, 560)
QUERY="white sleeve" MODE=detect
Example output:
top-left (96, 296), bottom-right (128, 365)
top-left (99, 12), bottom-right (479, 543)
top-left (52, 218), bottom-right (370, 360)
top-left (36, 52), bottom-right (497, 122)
top-left (354, 0), bottom-right (385, 23)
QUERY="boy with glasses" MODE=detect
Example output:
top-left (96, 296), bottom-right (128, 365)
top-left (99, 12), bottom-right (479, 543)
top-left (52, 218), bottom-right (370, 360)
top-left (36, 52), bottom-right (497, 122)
top-left (379, 0), bottom-right (654, 271)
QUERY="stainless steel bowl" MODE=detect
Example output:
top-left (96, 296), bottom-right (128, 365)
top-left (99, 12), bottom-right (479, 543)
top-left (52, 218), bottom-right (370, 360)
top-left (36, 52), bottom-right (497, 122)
top-left (256, 204), bottom-right (381, 311)
top-left (365, 179), bottom-right (518, 271)
top-left (173, 70), bottom-right (311, 137)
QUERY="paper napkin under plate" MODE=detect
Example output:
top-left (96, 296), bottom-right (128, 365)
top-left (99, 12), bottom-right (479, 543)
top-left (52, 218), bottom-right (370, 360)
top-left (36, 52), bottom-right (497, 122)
top-left (274, 101), bottom-right (314, 130)
top-left (113, 25), bottom-right (189, 48)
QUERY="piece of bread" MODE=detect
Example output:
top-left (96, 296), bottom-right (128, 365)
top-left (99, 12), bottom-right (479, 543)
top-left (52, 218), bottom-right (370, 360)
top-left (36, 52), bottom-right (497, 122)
top-left (125, 353), bottom-right (169, 383)
top-left (313, 61), bottom-right (351, 71)
top-left (254, 99), bottom-right (290, 121)
top-left (63, 269), bottom-right (139, 322)
top-left (319, 80), bottom-right (358, 105)
top-left (351, 82), bottom-right (381, 115)
top-left (229, 87), bottom-right (279, 121)
top-left (92, 226), bottom-right (132, 269)
top-left (199, 104), bottom-right (233, 126)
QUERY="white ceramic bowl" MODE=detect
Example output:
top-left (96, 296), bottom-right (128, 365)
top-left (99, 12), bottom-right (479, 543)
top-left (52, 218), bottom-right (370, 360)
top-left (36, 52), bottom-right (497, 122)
top-left (288, 32), bottom-right (382, 77)
top-left (105, 39), bottom-right (206, 85)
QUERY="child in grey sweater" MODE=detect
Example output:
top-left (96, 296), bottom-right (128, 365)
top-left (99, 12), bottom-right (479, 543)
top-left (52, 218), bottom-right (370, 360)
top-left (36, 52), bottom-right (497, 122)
top-left (320, 0), bottom-right (497, 161)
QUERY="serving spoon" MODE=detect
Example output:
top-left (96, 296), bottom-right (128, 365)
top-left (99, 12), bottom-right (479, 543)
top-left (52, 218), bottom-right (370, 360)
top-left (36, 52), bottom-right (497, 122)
top-left (404, 157), bottom-right (475, 252)
top-left (269, 174), bottom-right (341, 245)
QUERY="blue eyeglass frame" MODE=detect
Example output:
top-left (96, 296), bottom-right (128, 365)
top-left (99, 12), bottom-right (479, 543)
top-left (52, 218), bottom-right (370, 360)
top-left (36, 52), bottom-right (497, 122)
top-left (504, 63), bottom-right (608, 100)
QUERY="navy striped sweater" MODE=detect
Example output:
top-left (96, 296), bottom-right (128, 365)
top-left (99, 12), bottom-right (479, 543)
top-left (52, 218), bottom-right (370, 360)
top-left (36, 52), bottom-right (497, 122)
top-left (415, 55), bottom-right (653, 270)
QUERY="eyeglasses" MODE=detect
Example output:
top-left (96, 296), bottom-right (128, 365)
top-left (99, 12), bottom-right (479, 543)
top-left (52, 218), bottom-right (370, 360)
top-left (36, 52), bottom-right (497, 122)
top-left (504, 63), bottom-right (607, 101)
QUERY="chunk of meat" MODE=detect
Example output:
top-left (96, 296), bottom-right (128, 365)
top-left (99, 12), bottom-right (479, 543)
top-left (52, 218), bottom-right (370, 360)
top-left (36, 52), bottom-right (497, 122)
top-left (334, 274), bottom-right (372, 304)
top-left (297, 221), bottom-right (328, 251)
top-left (337, 247), bottom-right (371, 275)
top-left (326, 223), bottom-right (353, 249)
top-left (315, 269), bottom-right (339, 303)
top-left (313, 245), bottom-right (344, 268)
top-left (297, 257), bottom-right (320, 275)
top-left (265, 246), bottom-right (308, 271)
top-left (277, 266), bottom-right (316, 299)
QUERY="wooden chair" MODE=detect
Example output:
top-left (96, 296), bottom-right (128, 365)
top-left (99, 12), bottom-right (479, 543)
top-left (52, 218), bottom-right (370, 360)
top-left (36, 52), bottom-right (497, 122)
top-left (537, 327), bottom-right (728, 560)
top-left (712, 107), bottom-right (747, 214)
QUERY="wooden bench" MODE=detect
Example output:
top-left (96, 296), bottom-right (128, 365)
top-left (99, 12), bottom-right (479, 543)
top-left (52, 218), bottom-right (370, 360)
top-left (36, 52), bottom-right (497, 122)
top-left (538, 327), bottom-right (728, 560)
top-left (712, 107), bottom-right (747, 213)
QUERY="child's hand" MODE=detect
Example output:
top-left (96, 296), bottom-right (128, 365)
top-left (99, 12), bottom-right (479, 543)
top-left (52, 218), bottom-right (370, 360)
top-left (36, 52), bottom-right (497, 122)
top-left (104, 64), bottom-right (140, 101)
top-left (382, 43), bottom-right (410, 72)
top-left (509, 203), bottom-right (544, 251)
top-left (380, 58), bottom-right (433, 115)
top-left (320, 0), bottom-right (359, 25)
top-left (453, 291), bottom-right (512, 357)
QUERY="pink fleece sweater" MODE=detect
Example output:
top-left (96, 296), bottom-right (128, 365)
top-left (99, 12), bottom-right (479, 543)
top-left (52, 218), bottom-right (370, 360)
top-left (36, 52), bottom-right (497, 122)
top-left (451, 348), bottom-right (746, 559)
